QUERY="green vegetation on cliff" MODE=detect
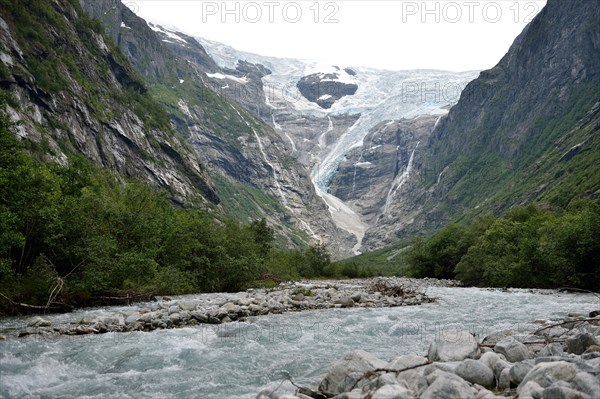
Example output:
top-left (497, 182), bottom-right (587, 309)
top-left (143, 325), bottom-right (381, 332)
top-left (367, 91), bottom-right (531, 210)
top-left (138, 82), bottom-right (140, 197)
top-left (403, 201), bottom-right (600, 290)
top-left (0, 92), bottom-right (330, 314)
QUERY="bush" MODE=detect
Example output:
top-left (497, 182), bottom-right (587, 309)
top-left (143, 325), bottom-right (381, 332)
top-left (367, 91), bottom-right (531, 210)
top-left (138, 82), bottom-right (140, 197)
top-left (404, 201), bottom-right (600, 290)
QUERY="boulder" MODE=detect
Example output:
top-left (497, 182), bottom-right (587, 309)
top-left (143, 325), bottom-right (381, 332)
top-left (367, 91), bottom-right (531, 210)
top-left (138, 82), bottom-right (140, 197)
top-left (518, 380), bottom-right (543, 399)
top-left (179, 300), bottom-right (199, 311)
top-left (27, 316), bottom-right (51, 327)
top-left (125, 313), bottom-right (140, 324)
top-left (494, 337), bottom-right (530, 362)
top-left (139, 312), bottom-right (158, 322)
top-left (330, 392), bottom-right (362, 399)
top-left (566, 332), bottom-right (599, 355)
top-left (219, 302), bottom-right (240, 315)
top-left (190, 311), bottom-right (208, 322)
top-left (571, 372), bottom-right (600, 397)
top-left (518, 361), bottom-right (577, 391)
top-left (492, 359), bottom-right (511, 381)
top-left (421, 370), bottom-right (475, 399)
top-left (318, 350), bottom-right (388, 394)
top-left (395, 369), bottom-right (428, 396)
top-left (479, 351), bottom-right (504, 371)
top-left (336, 297), bottom-right (355, 308)
top-left (428, 334), bottom-right (479, 362)
top-left (362, 373), bottom-right (398, 392)
top-left (542, 385), bottom-right (591, 399)
top-left (455, 359), bottom-right (494, 388)
top-left (509, 360), bottom-right (535, 386)
top-left (481, 329), bottom-right (514, 346)
top-left (538, 343), bottom-right (564, 357)
top-left (388, 354), bottom-right (428, 371)
top-left (370, 384), bottom-right (412, 399)
top-left (498, 368), bottom-right (511, 391)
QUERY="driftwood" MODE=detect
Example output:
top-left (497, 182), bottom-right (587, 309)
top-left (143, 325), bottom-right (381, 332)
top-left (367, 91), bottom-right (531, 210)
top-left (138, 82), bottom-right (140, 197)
top-left (85, 294), bottom-right (154, 307)
top-left (0, 292), bottom-right (73, 314)
top-left (533, 318), bottom-right (598, 335)
top-left (347, 361), bottom-right (432, 393)
top-left (478, 338), bottom-right (568, 348)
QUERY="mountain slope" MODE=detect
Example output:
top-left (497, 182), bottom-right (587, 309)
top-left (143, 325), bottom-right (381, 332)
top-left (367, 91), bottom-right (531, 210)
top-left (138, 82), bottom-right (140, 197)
top-left (0, 0), bottom-right (219, 205)
top-left (78, 0), bottom-right (354, 254)
top-left (192, 37), bottom-right (477, 253)
top-left (361, 0), bottom-right (600, 250)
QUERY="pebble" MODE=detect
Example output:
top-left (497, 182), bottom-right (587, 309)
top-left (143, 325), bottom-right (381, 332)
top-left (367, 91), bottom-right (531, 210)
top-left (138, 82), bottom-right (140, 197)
top-left (8, 277), bottom-right (443, 338)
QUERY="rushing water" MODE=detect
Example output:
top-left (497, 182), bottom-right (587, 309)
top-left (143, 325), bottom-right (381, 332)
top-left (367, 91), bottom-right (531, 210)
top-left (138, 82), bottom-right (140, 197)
top-left (1, 287), bottom-right (598, 398)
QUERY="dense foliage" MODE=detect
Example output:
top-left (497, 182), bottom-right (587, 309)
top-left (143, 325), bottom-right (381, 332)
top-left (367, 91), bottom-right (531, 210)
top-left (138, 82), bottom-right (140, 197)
top-left (0, 92), bottom-right (331, 314)
top-left (404, 202), bottom-right (600, 290)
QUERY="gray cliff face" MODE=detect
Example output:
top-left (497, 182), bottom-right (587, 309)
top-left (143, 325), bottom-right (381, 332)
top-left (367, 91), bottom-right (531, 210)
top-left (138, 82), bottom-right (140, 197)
top-left (330, 116), bottom-right (437, 226)
top-left (429, 0), bottom-right (600, 165)
top-left (366, 0), bottom-right (600, 246)
top-left (79, 1), bottom-right (354, 256)
top-left (0, 0), bottom-right (218, 205)
top-left (70, 0), bottom-right (599, 258)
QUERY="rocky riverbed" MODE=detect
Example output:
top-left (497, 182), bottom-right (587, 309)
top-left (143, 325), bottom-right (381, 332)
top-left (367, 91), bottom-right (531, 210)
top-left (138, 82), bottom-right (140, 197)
top-left (257, 311), bottom-right (600, 399)
top-left (5, 277), bottom-right (456, 340)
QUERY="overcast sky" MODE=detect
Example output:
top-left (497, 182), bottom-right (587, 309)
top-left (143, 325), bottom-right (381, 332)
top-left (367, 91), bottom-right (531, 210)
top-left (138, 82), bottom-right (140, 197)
top-left (126, 0), bottom-right (547, 72)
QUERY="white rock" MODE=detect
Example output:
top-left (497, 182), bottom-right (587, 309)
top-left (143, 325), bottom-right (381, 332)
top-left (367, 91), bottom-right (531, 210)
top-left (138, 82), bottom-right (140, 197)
top-left (494, 337), bottom-right (530, 362)
top-left (28, 316), bottom-right (51, 327)
top-left (538, 343), bottom-right (564, 357)
top-left (479, 351), bottom-right (503, 371)
top-left (219, 302), bottom-right (240, 315)
top-left (571, 372), bottom-right (600, 397)
top-left (318, 350), bottom-right (388, 394)
top-left (125, 313), bottom-right (140, 324)
top-left (518, 361), bottom-right (577, 392)
top-left (428, 334), bottom-right (480, 362)
top-left (179, 300), bottom-right (199, 311)
top-left (518, 380), bottom-right (543, 399)
top-left (509, 360), bottom-right (535, 385)
top-left (388, 354), bottom-right (428, 371)
top-left (542, 385), bottom-right (591, 399)
top-left (421, 370), bottom-right (475, 399)
top-left (455, 359), bottom-right (494, 388)
top-left (370, 383), bottom-right (412, 399)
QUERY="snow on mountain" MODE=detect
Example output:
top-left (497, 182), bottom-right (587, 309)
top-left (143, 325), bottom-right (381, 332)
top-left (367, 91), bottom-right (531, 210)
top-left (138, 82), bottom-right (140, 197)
top-left (172, 33), bottom-right (479, 253)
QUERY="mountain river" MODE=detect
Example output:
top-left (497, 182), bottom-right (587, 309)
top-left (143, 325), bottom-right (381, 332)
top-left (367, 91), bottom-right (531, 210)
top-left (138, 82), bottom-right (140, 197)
top-left (1, 286), bottom-right (597, 398)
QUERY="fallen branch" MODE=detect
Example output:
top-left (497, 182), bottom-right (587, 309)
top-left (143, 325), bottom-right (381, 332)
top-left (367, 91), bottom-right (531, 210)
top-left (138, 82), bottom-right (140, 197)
top-left (533, 318), bottom-right (598, 335)
top-left (347, 361), bottom-right (432, 393)
top-left (0, 291), bottom-right (73, 314)
top-left (272, 372), bottom-right (333, 399)
top-left (46, 277), bottom-right (64, 311)
top-left (479, 338), bottom-right (567, 348)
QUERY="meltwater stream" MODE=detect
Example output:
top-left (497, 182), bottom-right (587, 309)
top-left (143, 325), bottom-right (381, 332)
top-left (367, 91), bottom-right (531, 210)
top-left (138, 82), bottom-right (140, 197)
top-left (1, 287), bottom-right (598, 398)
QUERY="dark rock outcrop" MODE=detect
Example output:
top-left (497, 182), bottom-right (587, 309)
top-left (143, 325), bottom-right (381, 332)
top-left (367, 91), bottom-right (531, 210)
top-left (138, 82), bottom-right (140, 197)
top-left (296, 72), bottom-right (358, 109)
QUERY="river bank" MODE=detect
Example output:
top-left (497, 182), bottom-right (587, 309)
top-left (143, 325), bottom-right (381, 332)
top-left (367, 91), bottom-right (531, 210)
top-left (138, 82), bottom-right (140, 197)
top-left (1, 284), bottom-right (597, 398)
top-left (2, 277), bottom-right (457, 340)
top-left (257, 311), bottom-right (600, 399)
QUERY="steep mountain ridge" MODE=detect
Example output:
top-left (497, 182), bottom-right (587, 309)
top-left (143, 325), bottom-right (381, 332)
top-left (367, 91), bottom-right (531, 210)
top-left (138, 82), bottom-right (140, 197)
top-left (4, 0), bottom-right (595, 261)
top-left (0, 0), bottom-right (218, 204)
top-left (360, 0), bottom-right (600, 250)
top-left (78, 0), bottom-right (354, 254)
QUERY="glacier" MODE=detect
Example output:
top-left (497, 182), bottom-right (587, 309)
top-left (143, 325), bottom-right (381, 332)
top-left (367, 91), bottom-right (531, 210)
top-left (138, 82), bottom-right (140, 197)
top-left (196, 36), bottom-right (478, 252)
